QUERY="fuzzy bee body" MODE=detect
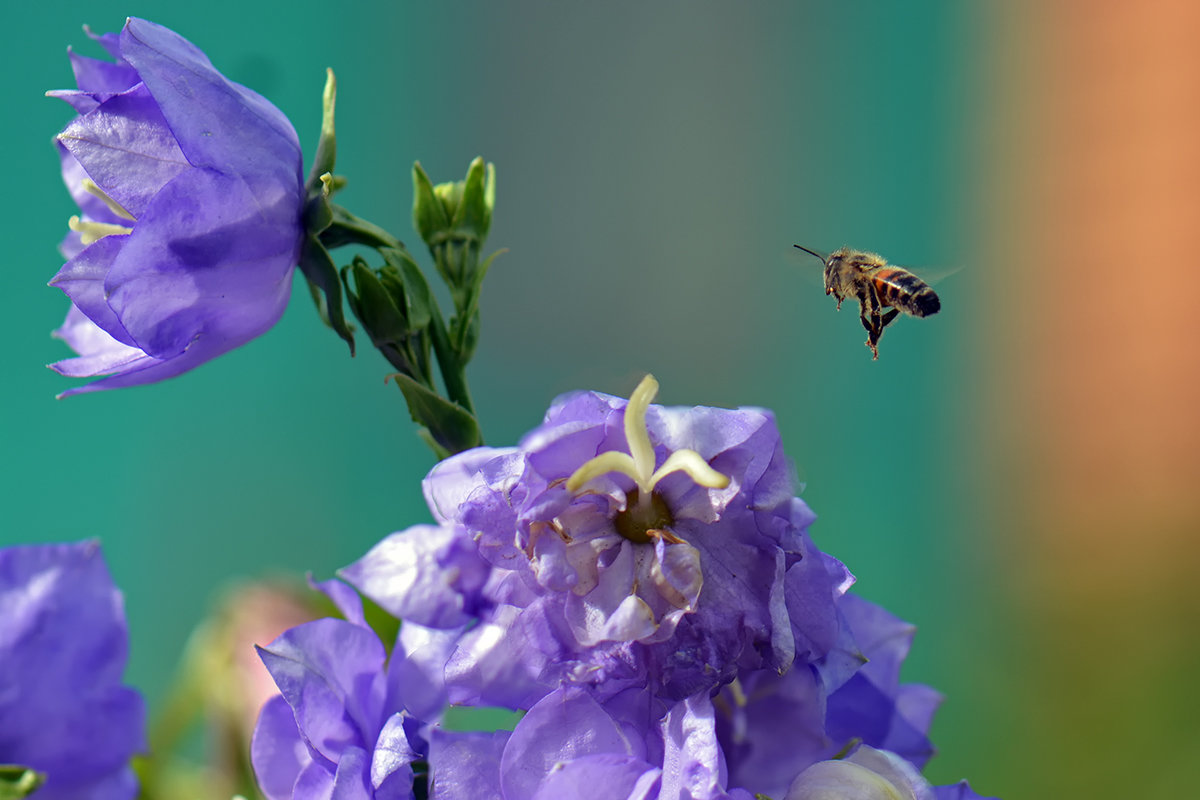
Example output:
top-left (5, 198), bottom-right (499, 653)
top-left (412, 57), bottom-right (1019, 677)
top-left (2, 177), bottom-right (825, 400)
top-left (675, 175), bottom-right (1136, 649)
top-left (870, 266), bottom-right (941, 318)
top-left (794, 245), bottom-right (941, 359)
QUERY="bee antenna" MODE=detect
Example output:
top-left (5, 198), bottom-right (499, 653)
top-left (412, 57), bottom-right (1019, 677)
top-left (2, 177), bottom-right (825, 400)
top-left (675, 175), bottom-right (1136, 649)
top-left (792, 244), bottom-right (826, 264)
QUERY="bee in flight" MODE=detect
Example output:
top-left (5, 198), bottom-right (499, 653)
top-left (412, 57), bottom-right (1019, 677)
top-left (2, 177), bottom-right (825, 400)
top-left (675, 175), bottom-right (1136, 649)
top-left (793, 244), bottom-right (941, 360)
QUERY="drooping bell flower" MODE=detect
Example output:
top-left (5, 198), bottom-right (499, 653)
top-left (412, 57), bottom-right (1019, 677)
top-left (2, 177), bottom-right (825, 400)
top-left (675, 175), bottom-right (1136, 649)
top-left (47, 18), bottom-right (305, 395)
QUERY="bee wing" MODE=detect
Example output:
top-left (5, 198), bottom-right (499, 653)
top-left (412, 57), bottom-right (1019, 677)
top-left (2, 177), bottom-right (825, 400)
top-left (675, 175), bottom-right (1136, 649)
top-left (903, 264), bottom-right (963, 286)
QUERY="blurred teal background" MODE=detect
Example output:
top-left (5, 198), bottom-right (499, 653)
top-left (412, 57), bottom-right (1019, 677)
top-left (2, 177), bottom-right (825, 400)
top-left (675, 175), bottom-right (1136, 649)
top-left (0, 2), bottom-right (1098, 798)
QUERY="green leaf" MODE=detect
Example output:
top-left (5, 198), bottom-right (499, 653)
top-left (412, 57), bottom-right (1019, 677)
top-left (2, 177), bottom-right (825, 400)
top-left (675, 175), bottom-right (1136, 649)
top-left (298, 236), bottom-right (355, 353)
top-left (0, 767), bottom-right (45, 800)
top-left (388, 373), bottom-right (482, 456)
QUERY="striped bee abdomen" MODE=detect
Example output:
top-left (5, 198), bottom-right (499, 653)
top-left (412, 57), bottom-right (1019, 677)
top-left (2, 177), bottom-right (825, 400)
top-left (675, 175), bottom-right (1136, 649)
top-left (872, 268), bottom-right (941, 318)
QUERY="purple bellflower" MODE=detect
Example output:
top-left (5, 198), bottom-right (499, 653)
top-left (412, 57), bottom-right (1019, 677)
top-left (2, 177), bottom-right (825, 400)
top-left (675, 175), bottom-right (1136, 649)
top-left (0, 540), bottom-right (145, 800)
top-left (341, 375), bottom-right (852, 709)
top-left (47, 18), bottom-right (305, 396)
top-left (251, 578), bottom-right (461, 800)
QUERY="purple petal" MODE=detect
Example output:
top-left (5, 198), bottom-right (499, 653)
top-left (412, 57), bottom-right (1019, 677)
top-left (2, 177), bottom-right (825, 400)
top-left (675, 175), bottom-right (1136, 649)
top-left (68, 46), bottom-right (139, 94)
top-left (56, 141), bottom-right (126, 224)
top-left (422, 447), bottom-right (516, 523)
top-left (256, 618), bottom-right (387, 766)
top-left (56, 82), bottom-right (189, 218)
top-left (50, 305), bottom-right (149, 378)
top-left (251, 694), bottom-right (308, 800)
top-left (309, 575), bottom-right (366, 628)
top-left (118, 18), bottom-right (301, 186)
top-left (329, 746), bottom-right (372, 800)
top-left (388, 622), bottom-right (461, 721)
top-left (529, 754), bottom-right (661, 800)
top-left (0, 541), bottom-right (144, 800)
top-left (369, 714), bottom-right (417, 800)
top-left (340, 525), bottom-right (490, 629)
top-left (103, 167), bottom-right (295, 359)
top-left (718, 665), bottom-right (830, 799)
top-left (500, 687), bottom-right (642, 800)
top-left (657, 694), bottom-right (730, 800)
top-left (50, 234), bottom-right (137, 348)
top-left (428, 729), bottom-right (510, 800)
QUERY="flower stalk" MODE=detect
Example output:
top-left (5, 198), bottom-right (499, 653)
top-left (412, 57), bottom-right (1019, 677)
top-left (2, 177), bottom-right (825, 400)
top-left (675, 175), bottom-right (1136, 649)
top-left (298, 70), bottom-right (497, 458)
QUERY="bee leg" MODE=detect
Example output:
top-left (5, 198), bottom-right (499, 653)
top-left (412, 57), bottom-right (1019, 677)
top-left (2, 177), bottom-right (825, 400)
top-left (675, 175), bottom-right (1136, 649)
top-left (879, 308), bottom-right (900, 329)
top-left (859, 285), bottom-right (886, 359)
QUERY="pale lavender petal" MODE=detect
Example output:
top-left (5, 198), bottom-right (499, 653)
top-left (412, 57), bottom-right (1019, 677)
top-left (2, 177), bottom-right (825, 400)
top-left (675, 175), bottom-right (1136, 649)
top-left (256, 618), bottom-right (387, 766)
top-left (388, 622), bottom-right (461, 721)
top-left (50, 304), bottom-right (148, 378)
top-left (329, 747), bottom-right (372, 800)
top-left (309, 575), bottom-right (366, 628)
top-left (50, 235), bottom-right (137, 348)
top-left (529, 754), bottom-right (660, 800)
top-left (56, 83), bottom-right (189, 217)
top-left (500, 687), bottom-right (640, 800)
top-left (657, 694), bottom-right (729, 800)
top-left (340, 525), bottom-right (490, 630)
top-left (421, 447), bottom-right (516, 523)
top-left (428, 729), bottom-right (510, 800)
top-left (369, 714), bottom-right (417, 800)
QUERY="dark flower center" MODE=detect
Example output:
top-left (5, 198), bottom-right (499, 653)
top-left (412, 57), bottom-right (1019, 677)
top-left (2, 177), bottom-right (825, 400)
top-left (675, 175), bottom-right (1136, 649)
top-left (614, 488), bottom-right (675, 544)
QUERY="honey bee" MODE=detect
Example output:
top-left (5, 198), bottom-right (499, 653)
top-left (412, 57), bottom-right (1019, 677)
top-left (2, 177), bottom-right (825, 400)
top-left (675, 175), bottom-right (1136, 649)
top-left (793, 245), bottom-right (941, 360)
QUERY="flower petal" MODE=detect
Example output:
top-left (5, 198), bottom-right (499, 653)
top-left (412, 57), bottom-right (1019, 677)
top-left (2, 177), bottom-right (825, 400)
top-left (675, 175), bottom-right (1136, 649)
top-left (118, 18), bottom-right (301, 186)
top-left (56, 82), bottom-right (188, 219)
top-left (103, 167), bottom-right (295, 359)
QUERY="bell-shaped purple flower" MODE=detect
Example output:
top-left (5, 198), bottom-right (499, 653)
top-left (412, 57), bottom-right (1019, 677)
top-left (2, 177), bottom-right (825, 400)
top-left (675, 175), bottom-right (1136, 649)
top-left (342, 376), bottom-right (852, 708)
top-left (0, 540), bottom-right (145, 800)
top-left (47, 18), bottom-right (305, 396)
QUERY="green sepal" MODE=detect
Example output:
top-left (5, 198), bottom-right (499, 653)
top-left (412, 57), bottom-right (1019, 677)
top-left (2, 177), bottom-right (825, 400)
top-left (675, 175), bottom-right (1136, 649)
top-left (381, 248), bottom-right (434, 332)
top-left (298, 235), bottom-right (355, 353)
top-left (321, 204), bottom-right (404, 251)
top-left (345, 258), bottom-right (409, 342)
top-left (303, 189), bottom-right (335, 238)
top-left (455, 157), bottom-right (493, 241)
top-left (305, 68), bottom-right (338, 195)
top-left (388, 372), bottom-right (482, 456)
top-left (0, 767), bottom-right (45, 800)
top-left (412, 162), bottom-right (450, 247)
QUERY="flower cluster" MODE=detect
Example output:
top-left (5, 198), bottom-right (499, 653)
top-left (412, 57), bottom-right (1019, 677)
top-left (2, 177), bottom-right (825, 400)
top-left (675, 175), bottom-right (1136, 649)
top-left (0, 541), bottom-right (145, 800)
top-left (253, 377), bottom-right (996, 799)
top-left (47, 18), bottom-right (304, 396)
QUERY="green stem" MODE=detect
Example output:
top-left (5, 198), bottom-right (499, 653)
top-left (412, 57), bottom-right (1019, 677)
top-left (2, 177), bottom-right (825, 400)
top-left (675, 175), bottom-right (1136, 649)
top-left (427, 301), bottom-right (476, 417)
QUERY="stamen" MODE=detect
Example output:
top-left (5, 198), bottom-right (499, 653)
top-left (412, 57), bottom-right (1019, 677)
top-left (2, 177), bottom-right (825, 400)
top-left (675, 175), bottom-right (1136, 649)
top-left (68, 215), bottom-right (133, 246)
top-left (81, 179), bottom-right (135, 221)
